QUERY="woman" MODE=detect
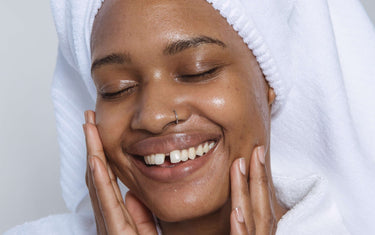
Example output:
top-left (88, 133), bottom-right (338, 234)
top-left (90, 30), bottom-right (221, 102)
top-left (85, 0), bottom-right (286, 234)
top-left (6, 0), bottom-right (375, 234)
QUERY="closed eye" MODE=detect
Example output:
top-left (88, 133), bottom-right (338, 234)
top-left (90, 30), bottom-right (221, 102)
top-left (100, 85), bottom-right (138, 99)
top-left (178, 67), bottom-right (220, 83)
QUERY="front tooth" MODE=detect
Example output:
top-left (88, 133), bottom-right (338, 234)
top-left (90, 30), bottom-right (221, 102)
top-left (188, 147), bottom-right (196, 160)
top-left (155, 153), bottom-right (165, 165)
top-left (196, 144), bottom-right (204, 156)
top-left (170, 150), bottom-right (182, 163)
top-left (181, 149), bottom-right (189, 161)
top-left (150, 154), bottom-right (156, 164)
top-left (203, 142), bottom-right (209, 154)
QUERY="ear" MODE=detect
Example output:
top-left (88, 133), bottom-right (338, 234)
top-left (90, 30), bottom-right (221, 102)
top-left (268, 87), bottom-right (276, 106)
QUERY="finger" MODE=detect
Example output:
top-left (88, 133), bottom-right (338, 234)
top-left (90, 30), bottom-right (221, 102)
top-left (249, 146), bottom-right (275, 234)
top-left (230, 157), bottom-right (254, 234)
top-left (90, 156), bottom-right (136, 235)
top-left (84, 124), bottom-right (107, 234)
top-left (107, 163), bottom-right (141, 232)
top-left (125, 191), bottom-right (158, 235)
top-left (107, 164), bottom-right (127, 212)
top-left (230, 207), bottom-right (247, 235)
top-left (84, 110), bottom-right (107, 164)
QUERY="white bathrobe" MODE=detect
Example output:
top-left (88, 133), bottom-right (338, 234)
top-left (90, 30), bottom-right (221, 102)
top-left (6, 0), bottom-right (375, 234)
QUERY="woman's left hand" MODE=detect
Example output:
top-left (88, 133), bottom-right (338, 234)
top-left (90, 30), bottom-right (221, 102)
top-left (230, 146), bottom-right (287, 235)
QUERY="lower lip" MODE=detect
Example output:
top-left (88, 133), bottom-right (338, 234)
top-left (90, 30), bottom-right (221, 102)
top-left (131, 142), bottom-right (219, 182)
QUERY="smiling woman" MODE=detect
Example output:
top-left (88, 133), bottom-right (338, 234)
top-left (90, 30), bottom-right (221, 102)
top-left (5, 0), bottom-right (375, 234)
top-left (88, 1), bottom-right (280, 232)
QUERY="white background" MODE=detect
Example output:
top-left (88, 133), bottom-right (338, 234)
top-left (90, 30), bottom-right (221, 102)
top-left (1, 0), bottom-right (374, 233)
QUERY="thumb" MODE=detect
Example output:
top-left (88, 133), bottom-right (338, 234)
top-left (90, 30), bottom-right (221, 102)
top-left (125, 191), bottom-right (158, 235)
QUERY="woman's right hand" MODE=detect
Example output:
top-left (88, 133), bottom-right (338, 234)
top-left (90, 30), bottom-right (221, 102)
top-left (83, 110), bottom-right (158, 235)
top-left (229, 146), bottom-right (287, 235)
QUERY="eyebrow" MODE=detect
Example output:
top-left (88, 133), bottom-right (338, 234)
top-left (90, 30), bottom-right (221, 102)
top-left (91, 53), bottom-right (131, 72)
top-left (163, 36), bottom-right (226, 55)
top-left (91, 36), bottom-right (226, 72)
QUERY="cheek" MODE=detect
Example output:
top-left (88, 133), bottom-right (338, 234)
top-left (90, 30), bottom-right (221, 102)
top-left (95, 102), bottom-right (142, 189)
top-left (197, 75), bottom-right (268, 157)
top-left (95, 102), bottom-right (131, 156)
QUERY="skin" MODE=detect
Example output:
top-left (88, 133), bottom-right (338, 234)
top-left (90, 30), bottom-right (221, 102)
top-left (85, 0), bottom-right (287, 234)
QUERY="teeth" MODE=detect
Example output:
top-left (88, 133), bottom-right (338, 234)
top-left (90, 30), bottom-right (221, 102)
top-left (170, 150), bottom-right (182, 163)
top-left (145, 155), bottom-right (151, 164)
top-left (188, 147), bottom-right (196, 160)
top-left (181, 149), bottom-right (189, 161)
top-left (155, 154), bottom-right (165, 165)
top-left (196, 144), bottom-right (204, 156)
top-left (143, 141), bottom-right (216, 165)
top-left (203, 142), bottom-right (209, 154)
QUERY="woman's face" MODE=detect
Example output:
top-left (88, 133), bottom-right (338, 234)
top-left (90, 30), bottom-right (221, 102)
top-left (91, 0), bottom-right (273, 222)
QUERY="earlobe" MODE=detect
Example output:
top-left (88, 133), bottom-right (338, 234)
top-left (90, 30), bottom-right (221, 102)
top-left (268, 87), bottom-right (276, 106)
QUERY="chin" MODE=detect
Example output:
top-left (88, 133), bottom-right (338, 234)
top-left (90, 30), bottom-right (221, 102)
top-left (118, 136), bottom-right (233, 222)
top-left (145, 176), bottom-right (230, 222)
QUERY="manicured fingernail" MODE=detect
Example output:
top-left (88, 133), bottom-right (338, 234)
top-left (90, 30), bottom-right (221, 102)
top-left (235, 207), bottom-right (244, 223)
top-left (89, 157), bottom-right (95, 171)
top-left (257, 146), bottom-right (265, 165)
top-left (239, 158), bottom-right (246, 176)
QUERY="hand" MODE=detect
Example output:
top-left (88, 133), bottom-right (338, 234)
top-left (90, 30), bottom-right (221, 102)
top-left (83, 110), bottom-right (158, 235)
top-left (230, 146), bottom-right (287, 235)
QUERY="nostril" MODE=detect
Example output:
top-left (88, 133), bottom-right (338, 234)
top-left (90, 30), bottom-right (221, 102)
top-left (130, 109), bottom-right (178, 134)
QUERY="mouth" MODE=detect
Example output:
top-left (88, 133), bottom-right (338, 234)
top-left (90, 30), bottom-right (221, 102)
top-left (126, 133), bottom-right (221, 182)
top-left (143, 141), bottom-right (216, 166)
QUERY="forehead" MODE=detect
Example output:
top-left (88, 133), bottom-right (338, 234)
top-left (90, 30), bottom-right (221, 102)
top-left (91, 0), bottom-right (236, 57)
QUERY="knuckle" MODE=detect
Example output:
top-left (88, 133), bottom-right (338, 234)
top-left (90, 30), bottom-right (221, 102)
top-left (254, 209), bottom-right (275, 226)
top-left (250, 174), bottom-right (268, 185)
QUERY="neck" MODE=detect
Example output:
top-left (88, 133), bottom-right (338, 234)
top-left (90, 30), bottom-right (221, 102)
top-left (158, 200), bottom-right (231, 235)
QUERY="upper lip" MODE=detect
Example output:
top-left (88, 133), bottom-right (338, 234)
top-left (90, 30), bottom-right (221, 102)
top-left (125, 132), bottom-right (221, 156)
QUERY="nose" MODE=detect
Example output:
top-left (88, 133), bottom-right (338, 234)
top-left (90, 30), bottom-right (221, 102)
top-left (130, 79), bottom-right (189, 134)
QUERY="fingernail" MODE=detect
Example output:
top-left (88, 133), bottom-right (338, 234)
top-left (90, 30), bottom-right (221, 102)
top-left (84, 111), bottom-right (88, 124)
top-left (235, 207), bottom-right (244, 223)
top-left (89, 157), bottom-right (95, 171)
top-left (87, 111), bottom-right (95, 124)
top-left (257, 146), bottom-right (265, 165)
top-left (239, 158), bottom-right (246, 176)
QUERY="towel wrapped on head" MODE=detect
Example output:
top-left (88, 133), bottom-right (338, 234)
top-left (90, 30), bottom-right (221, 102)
top-left (6, 0), bottom-right (375, 234)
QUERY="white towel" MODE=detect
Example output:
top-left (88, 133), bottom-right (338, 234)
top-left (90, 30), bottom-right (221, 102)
top-left (6, 0), bottom-right (375, 234)
top-left (5, 175), bottom-right (350, 235)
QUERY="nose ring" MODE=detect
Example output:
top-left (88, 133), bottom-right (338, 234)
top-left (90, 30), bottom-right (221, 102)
top-left (173, 110), bottom-right (179, 125)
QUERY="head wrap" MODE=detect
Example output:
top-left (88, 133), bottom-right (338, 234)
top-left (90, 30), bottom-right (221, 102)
top-left (50, 0), bottom-right (375, 234)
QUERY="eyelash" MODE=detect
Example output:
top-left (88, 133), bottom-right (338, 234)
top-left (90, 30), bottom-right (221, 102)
top-left (100, 85), bottom-right (138, 99)
top-left (100, 67), bottom-right (220, 99)
top-left (179, 67), bottom-right (219, 81)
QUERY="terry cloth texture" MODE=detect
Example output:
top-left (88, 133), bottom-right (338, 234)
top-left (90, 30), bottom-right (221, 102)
top-left (6, 0), bottom-right (375, 234)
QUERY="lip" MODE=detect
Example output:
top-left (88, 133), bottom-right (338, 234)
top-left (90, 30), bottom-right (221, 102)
top-left (126, 133), bottom-right (221, 182)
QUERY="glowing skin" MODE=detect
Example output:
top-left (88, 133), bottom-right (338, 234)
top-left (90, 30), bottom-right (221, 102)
top-left (90, 0), bottom-right (279, 234)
